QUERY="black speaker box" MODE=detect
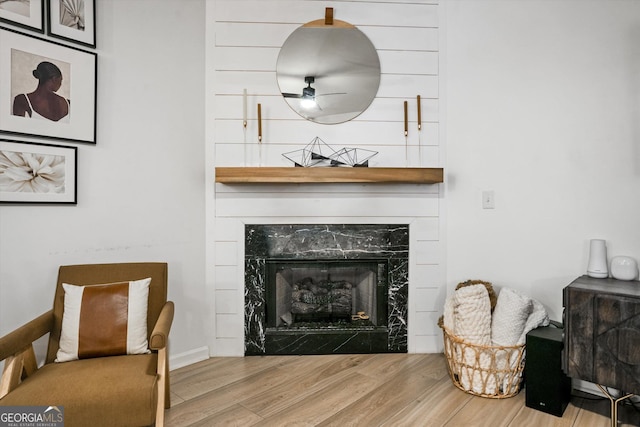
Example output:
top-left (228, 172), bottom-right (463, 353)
top-left (525, 325), bottom-right (572, 417)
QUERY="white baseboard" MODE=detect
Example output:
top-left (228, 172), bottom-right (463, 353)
top-left (170, 346), bottom-right (210, 370)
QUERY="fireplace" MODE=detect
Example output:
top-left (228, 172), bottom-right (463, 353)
top-left (245, 224), bottom-right (408, 355)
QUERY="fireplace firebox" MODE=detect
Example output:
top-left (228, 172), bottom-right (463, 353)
top-left (267, 260), bottom-right (388, 328)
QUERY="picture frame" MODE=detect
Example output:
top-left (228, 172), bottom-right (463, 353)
top-left (0, 138), bottom-right (77, 204)
top-left (0, 27), bottom-right (97, 144)
top-left (0, 0), bottom-right (44, 33)
top-left (47, 0), bottom-right (95, 48)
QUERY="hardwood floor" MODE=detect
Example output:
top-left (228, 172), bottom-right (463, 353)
top-left (165, 353), bottom-right (640, 427)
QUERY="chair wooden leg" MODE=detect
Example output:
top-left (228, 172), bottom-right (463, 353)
top-left (155, 347), bottom-right (167, 427)
top-left (164, 354), bottom-right (171, 408)
top-left (21, 346), bottom-right (38, 377)
top-left (0, 345), bottom-right (37, 399)
top-left (0, 354), bottom-right (22, 399)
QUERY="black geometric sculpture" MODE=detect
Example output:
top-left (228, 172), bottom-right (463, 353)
top-left (282, 137), bottom-right (378, 167)
top-left (329, 147), bottom-right (378, 167)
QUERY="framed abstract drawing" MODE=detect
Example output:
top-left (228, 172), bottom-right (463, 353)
top-left (0, 0), bottom-right (44, 33)
top-left (47, 0), bottom-right (95, 48)
top-left (0, 138), bottom-right (77, 204)
top-left (0, 27), bottom-right (97, 144)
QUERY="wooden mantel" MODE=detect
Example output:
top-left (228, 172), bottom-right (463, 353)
top-left (215, 167), bottom-right (444, 184)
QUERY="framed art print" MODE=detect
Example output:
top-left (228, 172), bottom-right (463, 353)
top-left (47, 0), bottom-right (95, 48)
top-left (0, 0), bottom-right (44, 33)
top-left (0, 138), bottom-right (77, 204)
top-left (0, 27), bottom-right (97, 144)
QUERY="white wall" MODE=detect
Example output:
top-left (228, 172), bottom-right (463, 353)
top-left (0, 0), bottom-right (208, 367)
top-left (4, 0), bottom-right (637, 369)
top-left (207, 0), bottom-right (445, 356)
top-left (444, 0), bottom-right (640, 321)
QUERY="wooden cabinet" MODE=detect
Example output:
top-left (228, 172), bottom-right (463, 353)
top-left (563, 275), bottom-right (640, 394)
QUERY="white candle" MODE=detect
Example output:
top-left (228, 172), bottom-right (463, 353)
top-left (257, 103), bottom-right (262, 142)
top-left (242, 89), bottom-right (247, 128)
top-left (417, 95), bottom-right (422, 131)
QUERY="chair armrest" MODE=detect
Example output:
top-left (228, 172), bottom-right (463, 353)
top-left (0, 310), bottom-right (54, 361)
top-left (149, 301), bottom-right (174, 350)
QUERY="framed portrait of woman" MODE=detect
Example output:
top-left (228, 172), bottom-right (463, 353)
top-left (0, 138), bottom-right (77, 204)
top-left (0, 27), bottom-right (97, 144)
top-left (0, 0), bottom-right (44, 33)
top-left (47, 0), bottom-right (95, 48)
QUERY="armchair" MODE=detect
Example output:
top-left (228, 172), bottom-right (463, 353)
top-left (0, 262), bottom-right (174, 427)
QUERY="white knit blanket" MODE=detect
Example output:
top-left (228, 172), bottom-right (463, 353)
top-left (453, 284), bottom-right (492, 346)
top-left (442, 293), bottom-right (455, 331)
top-left (451, 284), bottom-right (493, 394)
top-left (518, 299), bottom-right (550, 345)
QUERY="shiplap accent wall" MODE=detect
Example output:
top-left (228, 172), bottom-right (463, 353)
top-left (208, 0), bottom-right (444, 356)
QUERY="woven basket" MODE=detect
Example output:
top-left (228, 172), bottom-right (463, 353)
top-left (441, 326), bottom-right (525, 398)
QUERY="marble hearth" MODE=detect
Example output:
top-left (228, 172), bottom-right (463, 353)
top-left (244, 224), bottom-right (409, 355)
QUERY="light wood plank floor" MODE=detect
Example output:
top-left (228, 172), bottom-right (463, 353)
top-left (165, 353), bottom-right (640, 427)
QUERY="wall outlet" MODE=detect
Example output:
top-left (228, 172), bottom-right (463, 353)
top-left (482, 191), bottom-right (495, 209)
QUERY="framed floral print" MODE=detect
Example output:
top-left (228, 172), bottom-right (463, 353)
top-left (47, 0), bottom-right (95, 48)
top-left (0, 138), bottom-right (77, 203)
top-left (0, 0), bottom-right (44, 33)
top-left (0, 27), bottom-right (97, 144)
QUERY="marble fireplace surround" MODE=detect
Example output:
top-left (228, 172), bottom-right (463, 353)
top-left (244, 224), bottom-right (409, 355)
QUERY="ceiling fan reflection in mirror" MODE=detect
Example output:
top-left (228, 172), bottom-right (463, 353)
top-left (282, 76), bottom-right (346, 110)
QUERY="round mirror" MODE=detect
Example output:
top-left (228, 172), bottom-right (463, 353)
top-left (276, 19), bottom-right (381, 124)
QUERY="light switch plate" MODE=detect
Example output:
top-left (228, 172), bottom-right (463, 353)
top-left (482, 191), bottom-right (495, 209)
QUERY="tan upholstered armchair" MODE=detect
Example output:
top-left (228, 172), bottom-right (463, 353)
top-left (0, 263), bottom-right (174, 427)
